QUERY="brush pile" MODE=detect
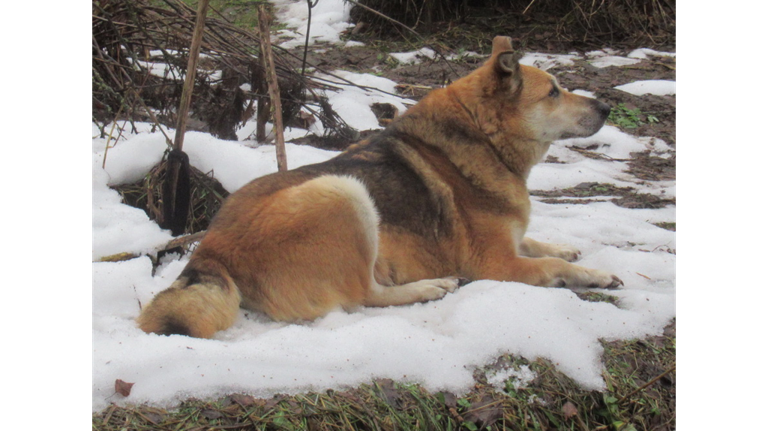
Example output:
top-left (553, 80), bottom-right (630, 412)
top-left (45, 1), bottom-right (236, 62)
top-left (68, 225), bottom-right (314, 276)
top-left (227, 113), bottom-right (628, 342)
top-left (93, 0), bottom-right (365, 236)
top-left (92, 0), bottom-right (356, 141)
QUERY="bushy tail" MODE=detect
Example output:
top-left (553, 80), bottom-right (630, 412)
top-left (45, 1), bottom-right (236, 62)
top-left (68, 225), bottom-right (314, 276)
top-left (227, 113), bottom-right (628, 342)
top-left (137, 265), bottom-right (241, 339)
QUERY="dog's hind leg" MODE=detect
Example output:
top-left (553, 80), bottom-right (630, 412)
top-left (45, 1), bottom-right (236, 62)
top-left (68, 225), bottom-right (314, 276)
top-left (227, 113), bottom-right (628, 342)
top-left (363, 277), bottom-right (459, 307)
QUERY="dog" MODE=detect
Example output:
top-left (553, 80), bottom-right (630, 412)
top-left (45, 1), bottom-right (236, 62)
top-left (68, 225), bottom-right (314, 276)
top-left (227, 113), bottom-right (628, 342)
top-left (137, 36), bottom-right (623, 339)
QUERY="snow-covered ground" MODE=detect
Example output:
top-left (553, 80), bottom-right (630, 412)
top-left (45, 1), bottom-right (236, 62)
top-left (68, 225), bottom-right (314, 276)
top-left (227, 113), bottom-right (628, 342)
top-left (87, 0), bottom-right (681, 413)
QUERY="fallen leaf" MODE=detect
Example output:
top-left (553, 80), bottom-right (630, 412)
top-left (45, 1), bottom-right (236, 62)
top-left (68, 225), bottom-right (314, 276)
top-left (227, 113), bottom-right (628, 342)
top-left (229, 393), bottom-right (257, 407)
top-left (115, 379), bottom-right (134, 397)
top-left (440, 391), bottom-right (458, 409)
top-left (375, 378), bottom-right (404, 408)
top-left (201, 409), bottom-right (223, 420)
top-left (464, 396), bottom-right (502, 428)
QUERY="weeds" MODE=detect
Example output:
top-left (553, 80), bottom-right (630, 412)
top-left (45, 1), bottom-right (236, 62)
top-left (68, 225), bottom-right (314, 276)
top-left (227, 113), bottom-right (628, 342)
top-left (608, 103), bottom-right (644, 129)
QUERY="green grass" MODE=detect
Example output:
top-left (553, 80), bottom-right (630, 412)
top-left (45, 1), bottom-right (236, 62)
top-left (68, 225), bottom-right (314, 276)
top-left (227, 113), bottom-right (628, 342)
top-left (607, 103), bottom-right (658, 130)
top-left (577, 291), bottom-right (620, 306)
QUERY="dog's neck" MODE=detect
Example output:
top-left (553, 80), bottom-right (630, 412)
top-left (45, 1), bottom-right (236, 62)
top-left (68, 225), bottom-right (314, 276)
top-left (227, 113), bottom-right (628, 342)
top-left (485, 132), bottom-right (552, 180)
top-left (395, 87), bottom-right (549, 183)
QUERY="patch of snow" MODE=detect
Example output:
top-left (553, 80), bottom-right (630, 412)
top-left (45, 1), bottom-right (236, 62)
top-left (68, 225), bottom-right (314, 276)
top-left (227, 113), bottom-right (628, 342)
top-left (615, 80), bottom-right (676, 96)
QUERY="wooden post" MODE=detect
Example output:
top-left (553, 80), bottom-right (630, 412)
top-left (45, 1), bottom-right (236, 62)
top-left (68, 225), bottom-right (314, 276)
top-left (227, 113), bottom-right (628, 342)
top-left (258, 4), bottom-right (288, 172)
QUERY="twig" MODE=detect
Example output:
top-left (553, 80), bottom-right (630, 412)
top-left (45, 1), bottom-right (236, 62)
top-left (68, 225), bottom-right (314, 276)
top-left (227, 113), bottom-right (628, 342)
top-left (162, 231), bottom-right (207, 251)
top-left (522, 0), bottom-right (538, 15)
top-left (618, 365), bottom-right (675, 404)
top-left (101, 104), bottom-right (124, 169)
top-left (300, 0), bottom-right (320, 76)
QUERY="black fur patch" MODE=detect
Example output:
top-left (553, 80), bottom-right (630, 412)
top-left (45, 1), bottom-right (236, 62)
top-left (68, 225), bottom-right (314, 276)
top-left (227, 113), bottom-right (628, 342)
top-left (158, 316), bottom-right (190, 336)
top-left (179, 267), bottom-right (228, 291)
top-left (297, 131), bottom-right (451, 240)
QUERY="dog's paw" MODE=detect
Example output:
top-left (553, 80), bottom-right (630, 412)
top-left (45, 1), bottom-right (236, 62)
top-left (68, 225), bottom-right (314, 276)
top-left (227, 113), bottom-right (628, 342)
top-left (604, 275), bottom-right (624, 289)
top-left (432, 277), bottom-right (460, 293)
top-left (418, 285), bottom-right (450, 302)
top-left (553, 268), bottom-right (623, 289)
top-left (552, 244), bottom-right (582, 262)
top-left (417, 277), bottom-right (460, 302)
top-left (586, 271), bottom-right (624, 289)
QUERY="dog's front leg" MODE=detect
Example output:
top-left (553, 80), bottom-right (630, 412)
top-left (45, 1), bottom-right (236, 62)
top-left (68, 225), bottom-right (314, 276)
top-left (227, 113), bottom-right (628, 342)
top-left (519, 237), bottom-right (581, 262)
top-left (473, 242), bottom-right (623, 289)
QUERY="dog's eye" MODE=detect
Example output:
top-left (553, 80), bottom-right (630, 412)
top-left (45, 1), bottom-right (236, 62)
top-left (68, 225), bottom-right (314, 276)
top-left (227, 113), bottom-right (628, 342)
top-left (548, 87), bottom-right (559, 98)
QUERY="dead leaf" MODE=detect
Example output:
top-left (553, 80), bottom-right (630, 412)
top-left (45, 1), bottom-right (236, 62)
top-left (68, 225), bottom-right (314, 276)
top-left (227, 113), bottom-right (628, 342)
top-left (440, 391), bottom-right (458, 409)
top-left (464, 396), bottom-right (503, 428)
top-left (115, 379), bottom-right (134, 397)
top-left (201, 409), bottom-right (223, 420)
top-left (375, 378), bottom-right (404, 408)
top-left (562, 401), bottom-right (578, 419)
top-left (229, 393), bottom-right (257, 407)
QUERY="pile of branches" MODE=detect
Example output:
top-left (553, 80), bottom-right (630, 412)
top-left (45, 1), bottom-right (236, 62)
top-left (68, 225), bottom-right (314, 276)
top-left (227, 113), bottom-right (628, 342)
top-left (350, 0), bottom-right (675, 46)
top-left (92, 0), bottom-right (357, 142)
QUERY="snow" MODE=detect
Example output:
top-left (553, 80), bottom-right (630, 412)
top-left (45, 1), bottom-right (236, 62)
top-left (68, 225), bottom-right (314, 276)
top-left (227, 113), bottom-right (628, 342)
top-left (615, 80), bottom-right (677, 96)
top-left (390, 47), bottom-right (437, 65)
top-left (313, 70), bottom-right (414, 131)
top-left (520, 52), bottom-right (580, 71)
top-left (89, 2), bottom-right (677, 413)
top-left (271, 0), bottom-right (354, 49)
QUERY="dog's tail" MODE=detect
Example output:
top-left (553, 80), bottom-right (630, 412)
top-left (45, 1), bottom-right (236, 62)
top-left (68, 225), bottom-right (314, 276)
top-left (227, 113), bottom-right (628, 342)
top-left (137, 259), bottom-right (241, 338)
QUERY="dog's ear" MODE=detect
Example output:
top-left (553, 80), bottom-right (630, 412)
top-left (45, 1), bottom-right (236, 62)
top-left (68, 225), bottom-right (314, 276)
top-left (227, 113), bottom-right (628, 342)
top-left (495, 50), bottom-right (524, 93)
top-left (489, 36), bottom-right (523, 93)
top-left (496, 51), bottom-right (523, 75)
top-left (491, 36), bottom-right (522, 76)
top-left (491, 36), bottom-right (513, 55)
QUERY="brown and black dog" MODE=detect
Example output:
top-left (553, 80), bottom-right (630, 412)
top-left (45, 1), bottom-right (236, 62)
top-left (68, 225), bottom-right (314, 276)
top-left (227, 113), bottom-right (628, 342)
top-left (138, 36), bottom-right (623, 338)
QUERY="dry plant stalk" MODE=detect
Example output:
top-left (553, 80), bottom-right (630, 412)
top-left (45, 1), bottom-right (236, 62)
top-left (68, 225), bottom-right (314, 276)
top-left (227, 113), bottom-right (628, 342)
top-left (257, 4), bottom-right (288, 172)
top-left (173, 0), bottom-right (210, 152)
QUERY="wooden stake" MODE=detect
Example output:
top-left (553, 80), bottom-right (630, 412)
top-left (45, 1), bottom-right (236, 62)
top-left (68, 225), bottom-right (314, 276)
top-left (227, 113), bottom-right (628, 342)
top-left (173, 0), bottom-right (210, 152)
top-left (258, 4), bottom-right (288, 172)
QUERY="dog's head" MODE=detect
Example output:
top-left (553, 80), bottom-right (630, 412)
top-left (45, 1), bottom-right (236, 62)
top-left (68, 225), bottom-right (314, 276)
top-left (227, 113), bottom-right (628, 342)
top-left (473, 36), bottom-right (611, 143)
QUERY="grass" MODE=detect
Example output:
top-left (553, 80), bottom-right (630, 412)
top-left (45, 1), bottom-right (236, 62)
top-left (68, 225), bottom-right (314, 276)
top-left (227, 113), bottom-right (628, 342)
top-left (576, 291), bottom-right (620, 306)
top-left (608, 103), bottom-right (660, 131)
top-left (653, 222), bottom-right (676, 232)
top-left (93, 320), bottom-right (675, 430)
